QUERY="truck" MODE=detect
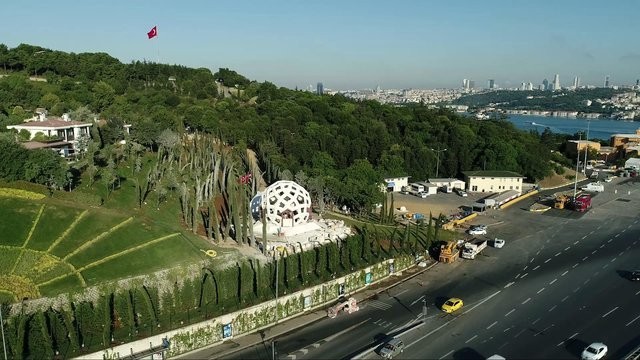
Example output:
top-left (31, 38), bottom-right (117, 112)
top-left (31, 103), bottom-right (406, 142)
top-left (572, 193), bottom-right (592, 212)
top-left (581, 182), bottom-right (604, 193)
top-left (461, 238), bottom-right (487, 260)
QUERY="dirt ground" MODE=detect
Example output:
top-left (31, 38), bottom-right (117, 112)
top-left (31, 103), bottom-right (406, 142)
top-left (388, 192), bottom-right (484, 218)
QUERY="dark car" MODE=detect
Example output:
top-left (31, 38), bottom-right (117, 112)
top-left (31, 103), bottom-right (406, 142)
top-left (628, 270), bottom-right (640, 281)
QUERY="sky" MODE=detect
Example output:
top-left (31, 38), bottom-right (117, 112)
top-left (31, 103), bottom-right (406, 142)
top-left (2, 0), bottom-right (639, 90)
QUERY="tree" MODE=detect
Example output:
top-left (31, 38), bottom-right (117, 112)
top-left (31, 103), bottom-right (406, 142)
top-left (23, 149), bottom-right (67, 189)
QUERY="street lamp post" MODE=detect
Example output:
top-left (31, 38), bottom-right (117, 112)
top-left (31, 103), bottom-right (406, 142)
top-left (583, 120), bottom-right (591, 173)
top-left (274, 253), bottom-right (279, 324)
top-left (573, 132), bottom-right (582, 198)
top-left (431, 147), bottom-right (448, 178)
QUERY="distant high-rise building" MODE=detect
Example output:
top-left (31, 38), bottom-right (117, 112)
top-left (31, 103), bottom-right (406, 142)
top-left (375, 85), bottom-right (381, 94)
top-left (469, 80), bottom-right (475, 89)
top-left (463, 79), bottom-right (469, 89)
top-left (636, 79), bottom-right (639, 86)
top-left (520, 82), bottom-right (527, 91)
top-left (604, 75), bottom-right (610, 88)
top-left (538, 84), bottom-right (544, 90)
top-left (526, 82), bottom-right (533, 91)
top-left (553, 74), bottom-right (560, 90)
top-left (542, 78), bottom-right (549, 91)
top-left (488, 79), bottom-right (495, 89)
top-left (573, 76), bottom-right (580, 88)
top-left (316, 82), bottom-right (324, 95)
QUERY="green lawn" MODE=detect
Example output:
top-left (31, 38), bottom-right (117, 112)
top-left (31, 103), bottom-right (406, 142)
top-left (0, 197), bottom-right (41, 247)
top-left (0, 192), bottom-right (220, 301)
top-left (28, 204), bottom-right (83, 251)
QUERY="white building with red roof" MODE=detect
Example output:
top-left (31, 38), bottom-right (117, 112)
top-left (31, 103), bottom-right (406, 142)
top-left (6, 109), bottom-right (92, 157)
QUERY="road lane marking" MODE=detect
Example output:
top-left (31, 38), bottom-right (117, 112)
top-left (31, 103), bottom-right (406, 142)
top-left (626, 315), bottom-right (640, 327)
top-left (410, 295), bottom-right (425, 306)
top-left (522, 298), bottom-right (531, 304)
top-left (561, 296), bottom-right (569, 302)
top-left (549, 278), bottom-right (557, 285)
top-left (406, 321), bottom-right (450, 349)
top-left (505, 309), bottom-right (516, 316)
top-left (636, 290), bottom-right (640, 296)
top-left (634, 240), bottom-right (638, 245)
top-left (615, 234), bottom-right (620, 238)
top-left (619, 251), bottom-right (624, 256)
top-left (555, 252), bottom-right (562, 257)
top-left (504, 282), bottom-right (515, 288)
top-left (594, 271), bottom-right (599, 276)
top-left (564, 246), bottom-right (571, 251)
top-left (487, 321), bottom-right (498, 330)
top-left (602, 307), bottom-right (619, 318)
top-left (536, 250), bottom-right (541, 255)
top-left (439, 350), bottom-right (454, 359)
top-left (574, 240), bottom-right (580, 245)
top-left (534, 324), bottom-right (554, 337)
top-left (524, 265), bottom-right (529, 271)
top-left (589, 230), bottom-right (594, 235)
top-left (598, 224), bottom-right (603, 228)
top-left (465, 335), bottom-right (478, 344)
top-left (537, 287), bottom-right (545, 294)
top-left (549, 305), bottom-right (557, 312)
top-left (600, 244), bottom-right (605, 249)
top-left (593, 250), bottom-right (598, 254)
top-left (569, 332), bottom-right (578, 339)
top-left (395, 289), bottom-right (408, 296)
top-left (582, 256), bottom-right (589, 261)
top-left (622, 228), bottom-right (626, 233)
top-left (545, 258), bottom-right (551, 263)
top-left (603, 264), bottom-right (609, 269)
top-left (515, 273), bottom-right (521, 279)
top-left (582, 235), bottom-right (587, 239)
top-left (514, 329), bottom-right (526, 338)
top-left (573, 287), bottom-right (580, 293)
top-left (583, 279), bottom-right (590, 285)
top-left (503, 326), bottom-right (512, 332)
top-left (463, 290), bottom-right (501, 315)
top-left (573, 263), bottom-right (579, 268)
top-left (533, 265), bottom-right (540, 271)
top-left (521, 273), bottom-right (528, 279)
top-left (611, 257), bottom-right (617, 263)
top-left (607, 239), bottom-right (612, 243)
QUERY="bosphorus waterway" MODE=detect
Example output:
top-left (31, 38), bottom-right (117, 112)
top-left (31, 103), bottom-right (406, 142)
top-left (506, 114), bottom-right (639, 140)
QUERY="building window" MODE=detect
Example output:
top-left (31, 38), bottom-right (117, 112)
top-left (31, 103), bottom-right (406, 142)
top-left (510, 186), bottom-right (513, 190)
top-left (472, 185), bottom-right (477, 191)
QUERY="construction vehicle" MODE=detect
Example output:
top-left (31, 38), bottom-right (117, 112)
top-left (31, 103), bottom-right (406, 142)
top-left (554, 194), bottom-right (570, 209)
top-left (572, 193), bottom-right (592, 212)
top-left (438, 241), bottom-right (460, 263)
top-left (327, 297), bottom-right (359, 318)
top-left (461, 238), bottom-right (487, 260)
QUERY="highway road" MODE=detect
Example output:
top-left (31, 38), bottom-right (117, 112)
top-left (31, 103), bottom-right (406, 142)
top-left (220, 178), bottom-right (639, 360)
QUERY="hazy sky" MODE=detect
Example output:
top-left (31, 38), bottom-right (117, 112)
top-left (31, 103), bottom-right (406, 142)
top-left (2, 0), bottom-right (639, 90)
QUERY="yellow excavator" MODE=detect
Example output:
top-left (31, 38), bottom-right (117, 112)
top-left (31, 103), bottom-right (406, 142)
top-left (554, 194), bottom-right (570, 209)
top-left (439, 241), bottom-right (460, 263)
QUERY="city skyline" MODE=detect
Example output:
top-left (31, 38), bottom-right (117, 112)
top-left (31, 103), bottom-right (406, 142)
top-left (1, 0), bottom-right (639, 90)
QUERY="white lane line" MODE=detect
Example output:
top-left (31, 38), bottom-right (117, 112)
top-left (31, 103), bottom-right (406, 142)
top-left (619, 251), bottom-right (625, 256)
top-left (562, 270), bottom-right (569, 276)
top-left (607, 239), bottom-right (612, 243)
top-left (532, 318), bottom-right (540, 325)
top-left (561, 296), bottom-right (569, 302)
top-left (515, 273), bottom-right (521, 279)
top-left (503, 326), bottom-right (512, 333)
top-left (522, 298), bottom-right (531, 304)
top-left (537, 287), bottom-right (545, 294)
top-left (574, 240), bottom-right (579, 245)
top-left (602, 307), bottom-right (619, 318)
top-left (559, 332), bottom-right (579, 346)
top-left (549, 278), bottom-right (557, 285)
top-left (514, 329), bottom-right (526, 338)
top-left (599, 224), bottom-right (604, 228)
top-left (544, 258), bottom-right (551, 263)
top-left (465, 335), bottom-right (478, 344)
top-left (395, 289), bottom-right (408, 297)
top-left (603, 264), bottom-right (609, 269)
top-left (594, 271), bottom-right (600, 276)
top-left (622, 228), bottom-right (627, 233)
top-left (530, 258), bottom-right (535, 263)
top-left (593, 250), bottom-right (598, 254)
top-left (628, 246), bottom-right (632, 251)
top-left (582, 256), bottom-right (589, 261)
top-left (521, 273), bottom-right (528, 279)
top-left (549, 305), bottom-right (557, 312)
top-left (533, 265), bottom-right (540, 271)
top-left (463, 290), bottom-right (502, 315)
top-left (628, 224), bottom-right (633, 228)
top-left (611, 257), bottom-right (617, 263)
top-left (636, 290), bottom-right (640, 296)
top-left (582, 235), bottom-right (588, 239)
top-left (534, 324), bottom-right (554, 337)
top-left (536, 250), bottom-right (541, 255)
top-left (439, 350), bottom-right (454, 359)
top-left (555, 252), bottom-right (562, 257)
top-left (557, 340), bottom-right (565, 347)
top-left (615, 234), bottom-right (620, 238)
top-left (573, 263), bottom-right (579, 268)
top-left (635, 220), bottom-right (638, 224)
top-left (584, 279), bottom-right (590, 285)
top-left (504, 282), bottom-right (515, 288)
top-left (634, 240), bottom-right (638, 245)
top-left (487, 321), bottom-right (498, 330)
top-left (626, 315), bottom-right (640, 327)
top-left (410, 295), bottom-right (426, 306)
top-left (524, 265), bottom-right (529, 271)
top-left (600, 244), bottom-right (605, 249)
top-left (406, 321), bottom-right (450, 349)
top-left (564, 246), bottom-right (571, 251)
top-left (589, 230), bottom-right (594, 235)
top-left (505, 309), bottom-right (516, 317)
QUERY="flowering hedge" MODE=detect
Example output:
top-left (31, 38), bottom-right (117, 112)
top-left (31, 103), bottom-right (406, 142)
top-left (0, 188), bottom-right (46, 200)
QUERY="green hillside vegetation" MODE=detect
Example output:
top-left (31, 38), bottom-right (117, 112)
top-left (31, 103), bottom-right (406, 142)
top-left (453, 88), bottom-right (625, 114)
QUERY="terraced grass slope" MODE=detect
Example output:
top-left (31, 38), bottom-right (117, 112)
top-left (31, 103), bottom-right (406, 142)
top-left (0, 195), bottom-right (213, 301)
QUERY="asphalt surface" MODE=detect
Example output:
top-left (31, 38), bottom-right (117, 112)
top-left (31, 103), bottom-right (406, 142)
top-left (218, 177), bottom-right (639, 360)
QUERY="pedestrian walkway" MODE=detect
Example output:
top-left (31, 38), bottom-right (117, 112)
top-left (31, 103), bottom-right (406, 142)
top-left (176, 261), bottom-right (437, 359)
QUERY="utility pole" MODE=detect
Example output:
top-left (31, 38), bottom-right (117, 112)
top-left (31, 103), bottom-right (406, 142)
top-left (0, 305), bottom-right (7, 360)
top-left (573, 132), bottom-right (582, 198)
top-left (583, 120), bottom-right (591, 174)
top-left (271, 340), bottom-right (277, 360)
top-left (274, 253), bottom-right (279, 324)
top-left (431, 146), bottom-right (448, 178)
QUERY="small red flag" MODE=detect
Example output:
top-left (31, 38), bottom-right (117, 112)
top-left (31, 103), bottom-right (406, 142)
top-left (147, 26), bottom-right (157, 39)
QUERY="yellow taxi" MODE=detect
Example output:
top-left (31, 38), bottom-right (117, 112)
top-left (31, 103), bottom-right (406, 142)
top-left (441, 298), bottom-right (464, 313)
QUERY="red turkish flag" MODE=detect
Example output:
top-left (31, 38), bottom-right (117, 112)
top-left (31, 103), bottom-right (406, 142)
top-left (147, 26), bottom-right (157, 39)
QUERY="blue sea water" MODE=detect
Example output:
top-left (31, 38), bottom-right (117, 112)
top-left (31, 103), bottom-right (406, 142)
top-left (506, 115), bottom-right (640, 140)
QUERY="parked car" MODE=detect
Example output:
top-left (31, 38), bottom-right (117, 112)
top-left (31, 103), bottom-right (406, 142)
top-left (379, 338), bottom-right (404, 359)
top-left (604, 176), bottom-right (613, 183)
top-left (492, 238), bottom-right (505, 248)
top-left (455, 188), bottom-right (468, 197)
top-left (627, 270), bottom-right (640, 281)
top-left (441, 298), bottom-right (464, 313)
top-left (581, 342), bottom-right (607, 360)
top-left (468, 227), bottom-right (487, 235)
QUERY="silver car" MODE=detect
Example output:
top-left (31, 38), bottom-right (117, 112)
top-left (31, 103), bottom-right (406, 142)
top-left (379, 338), bottom-right (404, 359)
